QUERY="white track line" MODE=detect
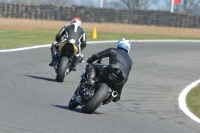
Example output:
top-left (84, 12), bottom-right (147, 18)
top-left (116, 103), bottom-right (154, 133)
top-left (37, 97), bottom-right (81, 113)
top-left (178, 79), bottom-right (200, 123)
top-left (1, 40), bottom-right (200, 52)
top-left (1, 40), bottom-right (200, 123)
top-left (0, 41), bottom-right (117, 52)
top-left (0, 44), bottom-right (51, 52)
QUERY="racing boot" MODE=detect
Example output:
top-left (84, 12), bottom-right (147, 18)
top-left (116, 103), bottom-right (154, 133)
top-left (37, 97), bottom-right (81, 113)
top-left (79, 54), bottom-right (84, 63)
top-left (49, 53), bottom-right (58, 66)
top-left (82, 64), bottom-right (96, 87)
top-left (49, 44), bottom-right (58, 66)
top-left (72, 66), bottom-right (76, 71)
top-left (70, 55), bottom-right (79, 71)
top-left (71, 55), bottom-right (84, 71)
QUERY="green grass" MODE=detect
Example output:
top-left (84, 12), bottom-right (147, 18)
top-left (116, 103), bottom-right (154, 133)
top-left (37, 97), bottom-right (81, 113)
top-left (1, 29), bottom-right (200, 49)
top-left (0, 29), bottom-right (56, 49)
top-left (186, 84), bottom-right (200, 118)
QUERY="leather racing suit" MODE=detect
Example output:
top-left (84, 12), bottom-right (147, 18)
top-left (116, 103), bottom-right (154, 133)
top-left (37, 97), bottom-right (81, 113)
top-left (83, 47), bottom-right (133, 102)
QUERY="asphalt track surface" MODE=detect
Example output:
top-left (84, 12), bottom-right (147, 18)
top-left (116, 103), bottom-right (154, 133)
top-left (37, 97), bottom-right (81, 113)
top-left (0, 42), bottom-right (200, 133)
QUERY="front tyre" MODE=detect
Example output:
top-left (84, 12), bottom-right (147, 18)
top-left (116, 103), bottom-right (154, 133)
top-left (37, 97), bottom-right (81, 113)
top-left (81, 83), bottom-right (109, 114)
top-left (68, 94), bottom-right (79, 109)
top-left (56, 56), bottom-right (69, 82)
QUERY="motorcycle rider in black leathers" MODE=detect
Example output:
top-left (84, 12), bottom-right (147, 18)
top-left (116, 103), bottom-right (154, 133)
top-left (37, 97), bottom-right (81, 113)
top-left (77, 38), bottom-right (133, 103)
top-left (49, 17), bottom-right (86, 71)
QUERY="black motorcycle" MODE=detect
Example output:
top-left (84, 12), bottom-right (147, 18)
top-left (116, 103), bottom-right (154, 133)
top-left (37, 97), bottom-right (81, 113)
top-left (68, 60), bottom-right (125, 114)
top-left (54, 39), bottom-right (79, 82)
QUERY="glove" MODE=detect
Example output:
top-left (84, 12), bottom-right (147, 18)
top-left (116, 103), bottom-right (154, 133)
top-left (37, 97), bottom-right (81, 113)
top-left (112, 95), bottom-right (120, 102)
top-left (53, 41), bottom-right (61, 47)
top-left (87, 57), bottom-right (94, 63)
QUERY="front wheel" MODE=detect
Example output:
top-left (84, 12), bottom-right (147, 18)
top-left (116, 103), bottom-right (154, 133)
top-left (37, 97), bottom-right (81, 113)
top-left (81, 83), bottom-right (109, 114)
top-left (68, 94), bottom-right (79, 109)
top-left (56, 56), bottom-right (69, 82)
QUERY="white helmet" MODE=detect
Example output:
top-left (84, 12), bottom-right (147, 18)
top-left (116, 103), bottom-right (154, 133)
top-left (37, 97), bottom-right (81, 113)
top-left (117, 38), bottom-right (132, 52)
top-left (71, 17), bottom-right (82, 26)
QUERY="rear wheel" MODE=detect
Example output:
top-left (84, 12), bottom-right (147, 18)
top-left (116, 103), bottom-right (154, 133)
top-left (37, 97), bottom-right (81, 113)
top-left (81, 83), bottom-right (109, 114)
top-left (56, 56), bottom-right (69, 82)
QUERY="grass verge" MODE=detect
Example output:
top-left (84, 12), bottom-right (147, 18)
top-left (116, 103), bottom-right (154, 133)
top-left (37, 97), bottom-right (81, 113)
top-left (1, 29), bottom-right (200, 49)
top-left (186, 84), bottom-right (200, 118)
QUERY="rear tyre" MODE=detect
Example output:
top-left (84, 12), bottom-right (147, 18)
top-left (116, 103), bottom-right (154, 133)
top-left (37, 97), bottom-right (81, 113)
top-left (56, 56), bottom-right (69, 82)
top-left (81, 83), bottom-right (109, 114)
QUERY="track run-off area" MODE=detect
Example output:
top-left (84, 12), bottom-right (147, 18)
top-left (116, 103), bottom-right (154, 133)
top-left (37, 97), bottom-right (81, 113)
top-left (0, 40), bottom-right (200, 133)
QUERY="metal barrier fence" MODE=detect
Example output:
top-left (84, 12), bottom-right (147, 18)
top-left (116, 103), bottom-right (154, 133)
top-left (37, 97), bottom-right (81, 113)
top-left (0, 3), bottom-right (200, 28)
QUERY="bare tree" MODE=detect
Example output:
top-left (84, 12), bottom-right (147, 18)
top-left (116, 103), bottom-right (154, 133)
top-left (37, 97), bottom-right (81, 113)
top-left (30, 0), bottom-right (41, 5)
top-left (116, 0), bottom-right (158, 10)
top-left (162, 0), bottom-right (200, 15)
top-left (42, 0), bottom-right (74, 6)
top-left (9, 0), bottom-right (74, 6)
top-left (11, 0), bottom-right (30, 4)
top-left (183, 0), bottom-right (200, 15)
top-left (0, 0), bottom-right (8, 3)
top-left (74, 0), bottom-right (98, 7)
top-left (106, 1), bottom-right (126, 9)
top-left (139, 0), bottom-right (158, 10)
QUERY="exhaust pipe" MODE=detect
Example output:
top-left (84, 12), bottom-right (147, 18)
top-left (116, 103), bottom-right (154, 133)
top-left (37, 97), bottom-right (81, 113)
top-left (103, 91), bottom-right (118, 105)
top-left (112, 91), bottom-right (118, 97)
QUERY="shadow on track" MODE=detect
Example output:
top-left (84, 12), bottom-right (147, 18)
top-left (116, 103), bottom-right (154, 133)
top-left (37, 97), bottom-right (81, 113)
top-left (51, 105), bottom-right (105, 115)
top-left (26, 75), bottom-right (56, 82)
top-left (52, 105), bottom-right (82, 113)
